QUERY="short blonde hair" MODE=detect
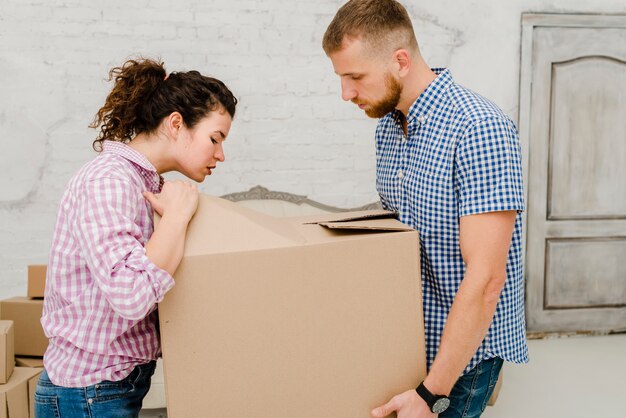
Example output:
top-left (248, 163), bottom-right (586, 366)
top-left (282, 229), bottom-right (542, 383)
top-left (322, 0), bottom-right (418, 55)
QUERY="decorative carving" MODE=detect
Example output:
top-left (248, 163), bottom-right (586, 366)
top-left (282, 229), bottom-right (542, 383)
top-left (221, 185), bottom-right (382, 213)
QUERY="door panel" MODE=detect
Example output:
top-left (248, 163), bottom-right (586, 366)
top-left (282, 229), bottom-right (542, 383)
top-left (545, 238), bottom-right (626, 309)
top-left (549, 56), bottom-right (626, 220)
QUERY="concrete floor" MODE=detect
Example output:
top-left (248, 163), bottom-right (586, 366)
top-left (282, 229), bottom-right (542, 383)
top-left (139, 409), bottom-right (167, 418)
top-left (141, 333), bottom-right (626, 418)
top-left (483, 333), bottom-right (626, 418)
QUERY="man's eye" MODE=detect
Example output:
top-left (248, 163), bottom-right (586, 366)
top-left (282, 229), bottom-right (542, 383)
top-left (211, 138), bottom-right (218, 144)
top-left (352, 75), bottom-right (362, 80)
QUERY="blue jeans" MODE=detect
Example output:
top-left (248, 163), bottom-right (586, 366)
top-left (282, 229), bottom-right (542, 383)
top-left (439, 357), bottom-right (504, 418)
top-left (34, 361), bottom-right (156, 418)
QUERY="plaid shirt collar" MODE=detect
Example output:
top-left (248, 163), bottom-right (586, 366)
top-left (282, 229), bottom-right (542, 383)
top-left (390, 68), bottom-right (453, 136)
top-left (102, 140), bottom-right (164, 193)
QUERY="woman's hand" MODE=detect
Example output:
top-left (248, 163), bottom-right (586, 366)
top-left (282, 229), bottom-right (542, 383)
top-left (144, 180), bottom-right (199, 224)
top-left (143, 181), bottom-right (199, 275)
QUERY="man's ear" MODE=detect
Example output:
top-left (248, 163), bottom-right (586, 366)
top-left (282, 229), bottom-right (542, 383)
top-left (164, 112), bottom-right (184, 139)
top-left (394, 49), bottom-right (411, 77)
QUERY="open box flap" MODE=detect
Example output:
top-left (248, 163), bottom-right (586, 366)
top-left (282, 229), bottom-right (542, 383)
top-left (299, 209), bottom-right (396, 225)
top-left (317, 218), bottom-right (414, 232)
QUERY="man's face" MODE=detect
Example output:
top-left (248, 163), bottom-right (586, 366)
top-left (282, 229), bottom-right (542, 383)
top-left (328, 37), bottom-right (402, 118)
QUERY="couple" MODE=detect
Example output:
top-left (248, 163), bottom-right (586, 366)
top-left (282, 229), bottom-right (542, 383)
top-left (36, 1), bottom-right (526, 417)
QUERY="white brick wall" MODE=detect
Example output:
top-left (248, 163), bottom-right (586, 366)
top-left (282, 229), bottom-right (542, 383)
top-left (0, 0), bottom-right (623, 296)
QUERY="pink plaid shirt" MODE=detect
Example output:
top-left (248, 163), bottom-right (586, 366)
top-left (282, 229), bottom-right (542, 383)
top-left (42, 141), bottom-right (174, 387)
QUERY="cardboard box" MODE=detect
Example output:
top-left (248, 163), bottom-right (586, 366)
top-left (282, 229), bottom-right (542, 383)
top-left (0, 322), bottom-right (14, 384)
top-left (0, 299), bottom-right (47, 357)
top-left (13, 359), bottom-right (42, 369)
top-left (159, 195), bottom-right (426, 418)
top-left (27, 372), bottom-right (36, 418)
top-left (0, 367), bottom-right (41, 418)
top-left (26, 266), bottom-right (46, 299)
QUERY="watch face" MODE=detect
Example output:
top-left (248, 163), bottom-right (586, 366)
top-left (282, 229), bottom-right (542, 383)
top-left (432, 397), bottom-right (450, 414)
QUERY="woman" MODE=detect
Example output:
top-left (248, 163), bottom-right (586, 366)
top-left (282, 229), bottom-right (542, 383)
top-left (35, 58), bottom-right (237, 418)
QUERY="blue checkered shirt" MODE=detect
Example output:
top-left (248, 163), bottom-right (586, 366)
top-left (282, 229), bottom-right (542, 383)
top-left (376, 68), bottom-right (528, 374)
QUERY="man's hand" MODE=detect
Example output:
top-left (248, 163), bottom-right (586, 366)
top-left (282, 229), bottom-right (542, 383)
top-left (371, 389), bottom-right (437, 418)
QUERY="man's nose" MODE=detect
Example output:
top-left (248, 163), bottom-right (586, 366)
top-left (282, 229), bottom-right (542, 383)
top-left (341, 79), bottom-right (357, 102)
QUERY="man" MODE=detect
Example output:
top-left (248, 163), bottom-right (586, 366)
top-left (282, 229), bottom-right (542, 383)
top-left (322, 1), bottom-right (528, 417)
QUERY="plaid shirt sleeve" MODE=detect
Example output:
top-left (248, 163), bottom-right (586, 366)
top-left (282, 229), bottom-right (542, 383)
top-left (74, 176), bottom-right (174, 321)
top-left (455, 116), bottom-right (525, 217)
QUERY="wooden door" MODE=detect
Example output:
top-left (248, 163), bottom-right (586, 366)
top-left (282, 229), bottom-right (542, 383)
top-left (519, 14), bottom-right (626, 333)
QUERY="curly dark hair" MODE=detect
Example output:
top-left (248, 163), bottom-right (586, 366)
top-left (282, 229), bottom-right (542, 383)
top-left (90, 58), bottom-right (237, 151)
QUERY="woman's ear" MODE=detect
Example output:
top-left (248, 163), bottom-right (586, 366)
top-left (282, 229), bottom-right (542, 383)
top-left (165, 112), bottom-right (184, 139)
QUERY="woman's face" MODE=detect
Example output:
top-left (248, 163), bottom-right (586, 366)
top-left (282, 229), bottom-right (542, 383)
top-left (176, 109), bottom-right (232, 182)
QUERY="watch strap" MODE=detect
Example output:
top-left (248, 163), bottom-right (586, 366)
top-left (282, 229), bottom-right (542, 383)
top-left (415, 381), bottom-right (437, 408)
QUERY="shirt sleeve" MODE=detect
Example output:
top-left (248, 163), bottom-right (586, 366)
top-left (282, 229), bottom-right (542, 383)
top-left (73, 176), bottom-right (175, 321)
top-left (455, 116), bottom-right (525, 217)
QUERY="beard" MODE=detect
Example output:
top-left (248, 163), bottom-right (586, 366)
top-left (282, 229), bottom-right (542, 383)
top-left (361, 73), bottom-right (402, 118)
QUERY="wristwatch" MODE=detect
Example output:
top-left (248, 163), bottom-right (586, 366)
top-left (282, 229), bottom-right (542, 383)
top-left (415, 381), bottom-right (450, 414)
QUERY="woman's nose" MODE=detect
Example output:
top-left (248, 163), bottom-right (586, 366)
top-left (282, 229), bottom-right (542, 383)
top-left (215, 146), bottom-right (225, 162)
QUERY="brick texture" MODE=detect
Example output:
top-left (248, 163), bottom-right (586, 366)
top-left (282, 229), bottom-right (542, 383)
top-left (0, 0), bottom-right (622, 296)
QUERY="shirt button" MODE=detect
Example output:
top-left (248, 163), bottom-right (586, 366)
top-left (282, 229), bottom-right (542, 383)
top-left (398, 169), bottom-right (404, 179)
top-left (417, 115), bottom-right (425, 124)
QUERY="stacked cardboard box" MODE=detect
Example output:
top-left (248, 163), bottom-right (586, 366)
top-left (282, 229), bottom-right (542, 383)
top-left (13, 360), bottom-right (42, 369)
top-left (26, 266), bottom-right (45, 299)
top-left (1, 319), bottom-right (43, 418)
top-left (0, 266), bottom-right (47, 358)
top-left (0, 367), bottom-right (42, 418)
top-left (0, 299), bottom-right (47, 358)
top-left (0, 266), bottom-right (46, 417)
top-left (0, 321), bottom-right (14, 385)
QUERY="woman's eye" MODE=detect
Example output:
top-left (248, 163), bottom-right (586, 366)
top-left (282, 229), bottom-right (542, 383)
top-left (211, 138), bottom-right (218, 145)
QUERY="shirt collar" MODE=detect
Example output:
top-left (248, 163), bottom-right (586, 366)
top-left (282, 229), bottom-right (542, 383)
top-left (401, 68), bottom-right (453, 128)
top-left (102, 140), bottom-right (164, 193)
